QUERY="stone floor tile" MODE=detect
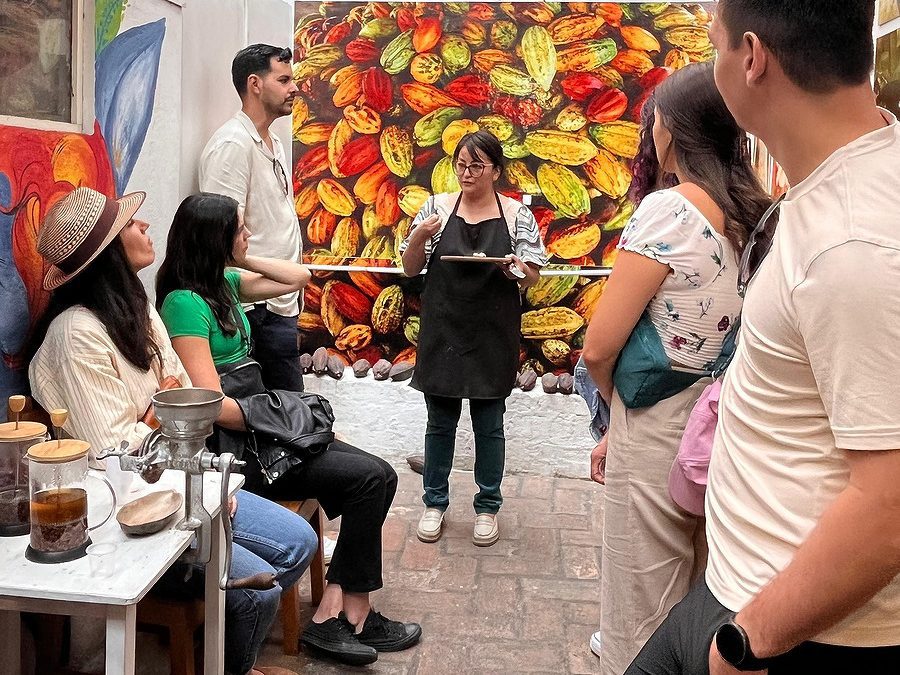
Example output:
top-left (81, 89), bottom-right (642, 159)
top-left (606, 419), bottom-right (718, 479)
top-left (253, 468), bottom-right (608, 674)
top-left (559, 528), bottom-right (603, 549)
top-left (553, 487), bottom-right (594, 515)
top-left (565, 622), bottom-right (604, 675)
top-left (480, 553), bottom-right (561, 577)
top-left (466, 641), bottom-right (567, 672)
top-left (561, 545), bottom-right (601, 580)
top-left (522, 577), bottom-right (603, 604)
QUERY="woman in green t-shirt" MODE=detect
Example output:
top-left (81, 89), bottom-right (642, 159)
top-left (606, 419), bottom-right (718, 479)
top-left (156, 193), bottom-right (421, 666)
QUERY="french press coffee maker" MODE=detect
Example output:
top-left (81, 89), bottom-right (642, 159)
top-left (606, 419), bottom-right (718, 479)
top-left (0, 396), bottom-right (48, 536)
top-left (25, 410), bottom-right (116, 564)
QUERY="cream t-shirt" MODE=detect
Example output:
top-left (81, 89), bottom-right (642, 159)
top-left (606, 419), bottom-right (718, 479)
top-left (706, 112), bottom-right (900, 646)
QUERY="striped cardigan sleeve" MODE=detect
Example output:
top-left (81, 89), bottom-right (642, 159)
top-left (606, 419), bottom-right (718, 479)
top-left (399, 195), bottom-right (442, 267)
top-left (511, 203), bottom-right (549, 267)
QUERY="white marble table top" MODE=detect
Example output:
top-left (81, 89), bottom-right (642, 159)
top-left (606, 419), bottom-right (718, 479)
top-left (0, 469), bottom-right (243, 606)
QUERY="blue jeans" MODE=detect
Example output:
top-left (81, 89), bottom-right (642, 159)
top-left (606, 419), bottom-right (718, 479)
top-left (155, 490), bottom-right (317, 675)
top-left (226, 490), bottom-right (317, 674)
top-left (423, 395), bottom-right (506, 514)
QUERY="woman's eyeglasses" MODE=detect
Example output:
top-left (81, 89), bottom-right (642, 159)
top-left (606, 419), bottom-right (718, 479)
top-left (454, 161), bottom-right (492, 178)
top-left (273, 158), bottom-right (289, 197)
top-left (737, 195), bottom-right (785, 297)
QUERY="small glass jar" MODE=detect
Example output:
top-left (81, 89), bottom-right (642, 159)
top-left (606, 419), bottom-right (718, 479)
top-left (0, 421), bottom-right (47, 536)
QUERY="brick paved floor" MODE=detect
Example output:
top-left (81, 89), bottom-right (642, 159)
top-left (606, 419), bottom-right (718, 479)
top-left (258, 466), bottom-right (605, 674)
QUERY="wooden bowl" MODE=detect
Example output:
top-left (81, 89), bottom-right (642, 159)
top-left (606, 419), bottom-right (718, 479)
top-left (116, 489), bottom-right (182, 536)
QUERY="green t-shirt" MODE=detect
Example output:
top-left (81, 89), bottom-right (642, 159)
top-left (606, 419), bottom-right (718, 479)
top-left (159, 270), bottom-right (251, 366)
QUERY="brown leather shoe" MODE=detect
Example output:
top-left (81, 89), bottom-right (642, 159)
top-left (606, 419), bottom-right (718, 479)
top-left (406, 454), bottom-right (425, 475)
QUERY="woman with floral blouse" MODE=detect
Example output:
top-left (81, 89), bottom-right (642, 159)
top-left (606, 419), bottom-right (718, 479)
top-left (582, 62), bottom-right (773, 674)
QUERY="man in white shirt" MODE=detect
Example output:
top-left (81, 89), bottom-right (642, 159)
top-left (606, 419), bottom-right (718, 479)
top-left (200, 44), bottom-right (304, 391)
top-left (627, 2), bottom-right (900, 673)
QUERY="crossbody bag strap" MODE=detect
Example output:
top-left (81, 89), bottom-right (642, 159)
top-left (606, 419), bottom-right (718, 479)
top-left (230, 301), bottom-right (253, 355)
top-left (711, 315), bottom-right (741, 380)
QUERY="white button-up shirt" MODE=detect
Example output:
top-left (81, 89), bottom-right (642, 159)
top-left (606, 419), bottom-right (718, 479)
top-left (199, 111), bottom-right (301, 316)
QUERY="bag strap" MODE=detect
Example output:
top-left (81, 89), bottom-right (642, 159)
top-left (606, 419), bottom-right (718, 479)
top-left (230, 300), bottom-right (253, 355)
top-left (709, 316), bottom-right (741, 380)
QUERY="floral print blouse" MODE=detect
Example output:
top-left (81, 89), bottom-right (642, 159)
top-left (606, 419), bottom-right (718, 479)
top-left (618, 189), bottom-right (743, 370)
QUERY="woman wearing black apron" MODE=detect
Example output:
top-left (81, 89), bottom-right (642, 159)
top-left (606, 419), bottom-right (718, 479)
top-left (401, 131), bottom-right (548, 546)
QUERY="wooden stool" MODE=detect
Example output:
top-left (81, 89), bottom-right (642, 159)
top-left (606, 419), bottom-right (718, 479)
top-left (276, 498), bottom-right (326, 655)
top-left (137, 595), bottom-right (205, 675)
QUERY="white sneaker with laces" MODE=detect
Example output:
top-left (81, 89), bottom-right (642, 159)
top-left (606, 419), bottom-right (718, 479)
top-left (472, 513), bottom-right (499, 547)
top-left (417, 507), bottom-right (444, 543)
top-left (323, 535), bottom-right (337, 565)
top-left (590, 630), bottom-right (601, 657)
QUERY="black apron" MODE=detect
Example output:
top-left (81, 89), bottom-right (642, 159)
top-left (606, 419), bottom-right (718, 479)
top-left (411, 193), bottom-right (522, 399)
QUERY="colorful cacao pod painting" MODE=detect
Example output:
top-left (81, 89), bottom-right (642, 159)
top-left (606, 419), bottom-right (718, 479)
top-left (293, 1), bottom-right (713, 375)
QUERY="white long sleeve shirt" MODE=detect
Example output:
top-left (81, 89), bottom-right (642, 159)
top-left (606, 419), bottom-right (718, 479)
top-left (29, 305), bottom-right (190, 468)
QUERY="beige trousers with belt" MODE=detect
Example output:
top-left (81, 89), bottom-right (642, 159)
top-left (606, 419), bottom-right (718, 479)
top-left (599, 379), bottom-right (710, 675)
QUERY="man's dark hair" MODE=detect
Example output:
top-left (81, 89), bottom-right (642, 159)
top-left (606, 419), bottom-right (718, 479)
top-left (718, 0), bottom-right (875, 93)
top-left (231, 44), bottom-right (292, 97)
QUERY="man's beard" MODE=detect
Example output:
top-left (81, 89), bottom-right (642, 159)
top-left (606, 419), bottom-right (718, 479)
top-left (266, 99), bottom-right (293, 118)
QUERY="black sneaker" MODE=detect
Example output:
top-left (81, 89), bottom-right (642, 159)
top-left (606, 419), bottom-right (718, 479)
top-left (300, 615), bottom-right (377, 666)
top-left (355, 610), bottom-right (422, 652)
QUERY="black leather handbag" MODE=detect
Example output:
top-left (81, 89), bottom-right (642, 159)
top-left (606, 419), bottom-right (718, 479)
top-left (215, 357), bottom-right (334, 484)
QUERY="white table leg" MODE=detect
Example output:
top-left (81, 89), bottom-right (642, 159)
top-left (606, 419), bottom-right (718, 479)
top-left (205, 511), bottom-right (226, 675)
top-left (105, 604), bottom-right (136, 675)
top-left (0, 609), bottom-right (21, 675)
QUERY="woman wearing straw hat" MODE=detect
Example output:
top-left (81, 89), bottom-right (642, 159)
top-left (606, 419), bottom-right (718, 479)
top-left (28, 186), bottom-right (313, 675)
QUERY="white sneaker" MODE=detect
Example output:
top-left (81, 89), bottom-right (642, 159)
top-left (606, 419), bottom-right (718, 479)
top-left (472, 513), bottom-right (499, 547)
top-left (323, 535), bottom-right (336, 565)
top-left (590, 631), bottom-right (601, 657)
top-left (417, 507), bottom-right (444, 543)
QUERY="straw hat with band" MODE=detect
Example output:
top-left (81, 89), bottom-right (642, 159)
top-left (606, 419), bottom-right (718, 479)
top-left (37, 187), bottom-right (145, 290)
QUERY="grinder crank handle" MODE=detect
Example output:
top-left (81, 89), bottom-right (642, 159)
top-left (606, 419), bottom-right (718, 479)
top-left (224, 571), bottom-right (278, 590)
top-left (215, 452), bottom-right (273, 591)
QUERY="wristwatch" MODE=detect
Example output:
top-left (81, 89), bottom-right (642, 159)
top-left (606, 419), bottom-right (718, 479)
top-left (714, 620), bottom-right (773, 671)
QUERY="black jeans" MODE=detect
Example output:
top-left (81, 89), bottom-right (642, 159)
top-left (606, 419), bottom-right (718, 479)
top-left (627, 581), bottom-right (900, 675)
top-left (423, 395), bottom-right (506, 514)
top-left (259, 440), bottom-right (397, 594)
top-left (245, 305), bottom-right (304, 392)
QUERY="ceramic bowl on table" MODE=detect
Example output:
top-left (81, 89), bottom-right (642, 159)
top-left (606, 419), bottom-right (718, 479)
top-left (116, 489), bottom-right (182, 536)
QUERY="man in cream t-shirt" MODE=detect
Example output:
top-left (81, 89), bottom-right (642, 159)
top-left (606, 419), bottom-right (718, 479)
top-left (627, 2), bottom-right (900, 674)
top-left (200, 44), bottom-right (304, 391)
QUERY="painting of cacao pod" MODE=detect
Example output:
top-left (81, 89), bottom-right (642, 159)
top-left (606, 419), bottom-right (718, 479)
top-left (293, 2), bottom-right (713, 375)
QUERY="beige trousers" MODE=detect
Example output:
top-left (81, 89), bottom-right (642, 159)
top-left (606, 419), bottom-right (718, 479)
top-left (599, 380), bottom-right (710, 675)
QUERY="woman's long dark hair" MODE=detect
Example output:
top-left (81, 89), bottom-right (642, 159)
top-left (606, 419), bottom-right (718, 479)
top-left (29, 238), bottom-right (161, 371)
top-left (630, 93), bottom-right (678, 205)
top-left (653, 62), bottom-right (771, 254)
top-left (155, 193), bottom-right (241, 335)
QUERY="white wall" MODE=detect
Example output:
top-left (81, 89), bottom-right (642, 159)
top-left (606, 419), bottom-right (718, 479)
top-left (305, 376), bottom-right (595, 479)
top-left (122, 0), bottom-right (185, 294)
top-left (179, 0), bottom-right (293, 200)
top-left (119, 0), bottom-right (294, 297)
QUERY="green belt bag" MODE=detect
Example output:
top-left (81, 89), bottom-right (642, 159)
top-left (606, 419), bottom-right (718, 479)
top-left (613, 313), bottom-right (737, 409)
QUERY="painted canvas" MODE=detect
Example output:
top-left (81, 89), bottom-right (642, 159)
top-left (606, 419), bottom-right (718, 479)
top-left (292, 1), bottom-right (714, 375)
top-left (0, 1), bottom-right (165, 414)
top-left (876, 27), bottom-right (900, 118)
top-left (880, 0), bottom-right (900, 26)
